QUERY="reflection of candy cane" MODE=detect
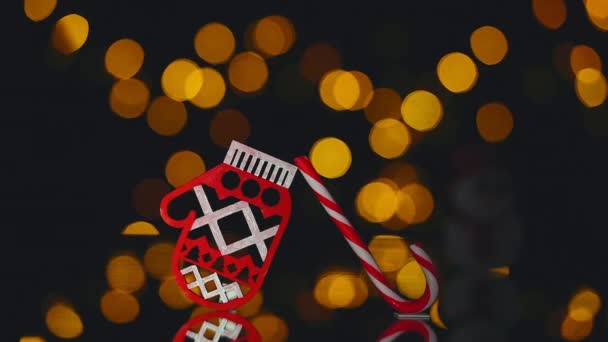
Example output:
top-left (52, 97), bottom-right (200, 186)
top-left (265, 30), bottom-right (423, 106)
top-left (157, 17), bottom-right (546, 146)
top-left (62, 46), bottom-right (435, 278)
top-left (294, 156), bottom-right (439, 314)
top-left (377, 319), bottom-right (437, 342)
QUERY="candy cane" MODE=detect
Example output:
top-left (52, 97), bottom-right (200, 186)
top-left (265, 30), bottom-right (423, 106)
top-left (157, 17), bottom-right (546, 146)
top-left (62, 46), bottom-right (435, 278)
top-left (294, 156), bottom-right (440, 314)
top-left (377, 319), bottom-right (437, 342)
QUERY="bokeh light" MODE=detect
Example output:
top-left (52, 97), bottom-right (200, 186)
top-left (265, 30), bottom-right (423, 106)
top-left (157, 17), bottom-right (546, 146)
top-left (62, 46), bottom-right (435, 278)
top-left (300, 42), bottom-right (342, 83)
top-left (106, 254), bottom-right (146, 293)
top-left (189, 67), bottom-right (226, 109)
top-left (364, 88), bottom-right (402, 123)
top-left (209, 108), bottom-right (251, 148)
top-left (396, 260), bottom-right (427, 299)
top-left (236, 291), bottom-right (264, 317)
top-left (490, 266), bottom-right (511, 277)
top-left (319, 69), bottom-right (347, 110)
top-left (146, 96), bottom-right (188, 136)
top-left (314, 271), bottom-right (368, 309)
top-left (109, 78), bottom-right (150, 119)
top-left (332, 71), bottom-right (360, 109)
top-left (568, 288), bottom-right (602, 317)
top-left (161, 58), bottom-right (203, 101)
top-left (194, 22), bottom-right (235, 64)
top-left (476, 102), bottom-right (514, 143)
top-left (368, 235), bottom-right (411, 273)
top-left (532, 0), bottom-right (567, 30)
top-left (379, 161), bottom-right (417, 188)
top-left (104, 38), bottom-right (144, 79)
top-left (19, 337), bottom-right (45, 342)
top-left (585, 0), bottom-right (608, 31)
top-left (228, 51), bottom-right (269, 93)
top-left (159, 276), bottom-right (194, 309)
top-left (45, 303), bottom-right (83, 339)
top-left (570, 45), bottom-right (602, 76)
top-left (401, 90), bottom-right (443, 132)
top-left (395, 182), bottom-right (434, 224)
top-left (470, 26), bottom-right (508, 65)
top-left (132, 178), bottom-right (171, 220)
top-left (143, 241), bottom-right (175, 280)
top-left (253, 15), bottom-right (296, 57)
top-left (575, 68), bottom-right (608, 108)
top-left (309, 137), bottom-right (352, 179)
top-left (561, 314), bottom-right (593, 341)
top-left (349, 71), bottom-right (374, 110)
top-left (165, 150), bottom-right (206, 188)
top-left (369, 118), bottom-right (411, 159)
top-left (100, 290), bottom-right (140, 324)
top-left (430, 300), bottom-right (448, 329)
top-left (437, 52), bottom-right (478, 93)
top-left (356, 179), bottom-right (398, 223)
top-left (24, 0), bottom-right (56, 22)
top-left (51, 14), bottom-right (89, 55)
top-left (121, 221), bottom-right (159, 236)
top-left (251, 313), bottom-right (289, 342)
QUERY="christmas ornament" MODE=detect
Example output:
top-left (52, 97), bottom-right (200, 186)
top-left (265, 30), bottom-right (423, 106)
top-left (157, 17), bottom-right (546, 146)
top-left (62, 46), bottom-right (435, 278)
top-left (173, 310), bottom-right (261, 342)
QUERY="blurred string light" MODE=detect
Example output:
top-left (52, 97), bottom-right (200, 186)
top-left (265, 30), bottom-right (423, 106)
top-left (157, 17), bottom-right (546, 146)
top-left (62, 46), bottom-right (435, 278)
top-left (121, 221), bottom-right (159, 236)
top-left (369, 118), bottom-right (411, 159)
top-left (490, 265), bottom-right (511, 277)
top-left (559, 287), bottom-right (602, 341)
top-left (209, 108), bottom-right (251, 148)
top-left (584, 0), bottom-right (608, 31)
top-left (364, 88), bottom-right (402, 123)
top-left (313, 271), bottom-right (368, 309)
top-left (476, 102), bottom-right (514, 143)
top-left (194, 22), bottom-right (236, 64)
top-left (368, 235), bottom-right (411, 274)
top-left (24, 0), bottom-right (56, 22)
top-left (165, 150), bottom-right (206, 188)
top-left (356, 178), bottom-right (398, 223)
top-left (395, 182), bottom-right (434, 225)
top-left (51, 14), bottom-right (89, 55)
top-left (379, 161), bottom-right (417, 188)
top-left (45, 303), bottom-right (83, 339)
top-left (109, 78), bottom-right (150, 119)
top-left (228, 51), bottom-right (269, 93)
top-left (401, 90), bottom-right (443, 132)
top-left (19, 337), bottom-right (45, 342)
top-left (104, 38), bottom-right (144, 79)
top-left (430, 300), bottom-right (448, 329)
top-left (100, 290), bottom-right (140, 324)
top-left (299, 42), bottom-right (342, 83)
top-left (146, 95), bottom-right (188, 136)
top-left (143, 241), bottom-right (175, 280)
top-left (570, 44), bottom-right (602, 76)
top-left (106, 254), bottom-right (146, 293)
top-left (251, 313), bottom-right (289, 342)
top-left (319, 69), bottom-right (373, 111)
top-left (532, 0), bottom-right (567, 30)
top-left (132, 178), bottom-right (171, 220)
top-left (309, 137), bottom-right (352, 179)
top-left (159, 276), bottom-right (194, 309)
top-left (469, 26), bottom-right (508, 66)
top-left (575, 68), bottom-right (608, 107)
top-left (437, 52), bottom-right (478, 93)
top-left (161, 58), bottom-right (203, 102)
top-left (396, 260), bottom-right (427, 299)
top-left (251, 15), bottom-right (296, 57)
top-left (188, 67), bottom-right (226, 109)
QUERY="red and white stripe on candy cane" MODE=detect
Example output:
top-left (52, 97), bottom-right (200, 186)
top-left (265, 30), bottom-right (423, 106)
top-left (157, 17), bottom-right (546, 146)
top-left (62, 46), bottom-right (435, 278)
top-left (294, 156), bottom-right (440, 314)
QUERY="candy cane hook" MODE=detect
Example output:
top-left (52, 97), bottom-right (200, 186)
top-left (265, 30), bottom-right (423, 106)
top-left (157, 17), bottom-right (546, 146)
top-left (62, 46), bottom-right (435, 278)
top-left (377, 319), bottom-right (437, 342)
top-left (294, 156), bottom-right (440, 314)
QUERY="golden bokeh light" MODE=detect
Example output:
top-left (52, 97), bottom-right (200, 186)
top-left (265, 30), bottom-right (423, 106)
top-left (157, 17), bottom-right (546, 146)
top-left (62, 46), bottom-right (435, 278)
top-left (379, 161), bottom-right (417, 188)
top-left (132, 178), bottom-right (171, 220)
top-left (159, 276), bottom-right (194, 309)
top-left (356, 179), bottom-right (398, 223)
top-left (228, 51), bottom-right (269, 93)
top-left (161, 59), bottom-right (203, 102)
top-left (561, 314), bottom-right (593, 341)
top-left (396, 260), bottom-right (427, 299)
top-left (122, 221), bottom-right (159, 236)
top-left (430, 300), bottom-right (448, 329)
top-left (253, 15), bottom-right (296, 57)
top-left (100, 290), bottom-right (140, 324)
top-left (470, 26), bottom-right (508, 65)
top-left (19, 337), bottom-right (45, 342)
top-left (146, 96), bottom-right (188, 136)
top-left (570, 45), bottom-right (602, 76)
top-left (319, 69), bottom-right (347, 110)
top-left (568, 288), bottom-right (602, 317)
top-left (143, 241), bottom-right (175, 280)
top-left (314, 271), bottom-right (368, 309)
top-left (51, 14), bottom-right (89, 55)
top-left (236, 291), bottom-right (264, 317)
top-left (209, 108), bottom-right (251, 148)
top-left (437, 52), bottom-right (478, 93)
top-left (252, 314), bottom-right (289, 342)
top-left (300, 42), bottom-right (342, 83)
top-left (401, 90), bottom-right (443, 132)
top-left (165, 150), bottom-right (206, 188)
top-left (109, 78), bottom-right (150, 119)
top-left (476, 102), bottom-right (514, 143)
top-left (585, 0), bottom-right (608, 31)
top-left (369, 118), bottom-right (411, 159)
top-left (368, 235), bottom-right (411, 273)
top-left (349, 71), bottom-right (374, 110)
top-left (45, 303), bottom-right (84, 339)
top-left (189, 67), bottom-right (226, 109)
top-left (575, 68), bottom-right (608, 108)
top-left (364, 88), bottom-right (402, 123)
top-left (105, 39), bottom-right (144, 79)
top-left (490, 266), bottom-right (511, 277)
top-left (194, 22), bottom-right (236, 64)
top-left (533, 0), bottom-right (567, 29)
top-left (106, 254), bottom-right (146, 293)
top-left (395, 182), bottom-right (434, 224)
top-left (24, 0), bottom-right (57, 22)
top-left (309, 137), bottom-right (352, 179)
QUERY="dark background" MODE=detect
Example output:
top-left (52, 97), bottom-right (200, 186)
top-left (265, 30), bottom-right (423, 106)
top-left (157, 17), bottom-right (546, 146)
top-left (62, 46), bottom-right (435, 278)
top-left (4, 0), bottom-right (608, 340)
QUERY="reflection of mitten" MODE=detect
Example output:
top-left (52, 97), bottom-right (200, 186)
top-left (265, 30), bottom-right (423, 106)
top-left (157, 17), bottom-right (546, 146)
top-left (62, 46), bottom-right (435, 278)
top-left (172, 310), bottom-right (261, 342)
top-left (160, 141), bottom-right (297, 310)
